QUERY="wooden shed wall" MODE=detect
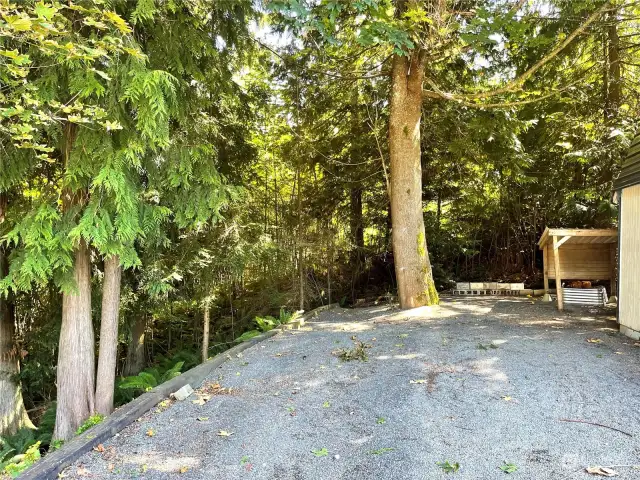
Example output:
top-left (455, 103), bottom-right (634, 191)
top-left (545, 243), bottom-right (612, 280)
top-left (619, 184), bottom-right (640, 336)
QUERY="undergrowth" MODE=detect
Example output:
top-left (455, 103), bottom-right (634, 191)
top-left (333, 337), bottom-right (372, 362)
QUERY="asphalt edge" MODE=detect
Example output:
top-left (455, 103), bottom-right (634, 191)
top-left (21, 303), bottom-right (339, 479)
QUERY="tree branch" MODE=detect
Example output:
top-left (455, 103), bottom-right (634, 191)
top-left (507, 0), bottom-right (528, 18)
top-left (433, 71), bottom-right (593, 109)
top-left (423, 1), bottom-right (611, 101)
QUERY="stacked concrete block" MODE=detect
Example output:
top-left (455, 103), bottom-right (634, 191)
top-left (452, 281), bottom-right (537, 297)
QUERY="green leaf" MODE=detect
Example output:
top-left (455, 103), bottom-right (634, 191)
top-left (34, 2), bottom-right (57, 20)
top-left (437, 460), bottom-right (460, 473)
top-left (311, 448), bottom-right (328, 457)
top-left (500, 462), bottom-right (518, 474)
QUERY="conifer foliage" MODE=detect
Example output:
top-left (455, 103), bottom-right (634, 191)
top-left (0, 0), bottom-right (638, 467)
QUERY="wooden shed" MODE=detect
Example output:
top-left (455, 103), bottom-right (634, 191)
top-left (613, 136), bottom-right (640, 339)
top-left (538, 228), bottom-right (617, 311)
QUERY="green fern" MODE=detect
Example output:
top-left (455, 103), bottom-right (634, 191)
top-left (118, 361), bottom-right (184, 393)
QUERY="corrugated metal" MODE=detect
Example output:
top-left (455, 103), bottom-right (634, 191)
top-left (613, 136), bottom-right (640, 190)
top-left (619, 184), bottom-right (640, 333)
top-left (562, 286), bottom-right (608, 306)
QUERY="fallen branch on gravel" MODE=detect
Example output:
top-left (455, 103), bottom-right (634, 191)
top-left (559, 418), bottom-right (633, 437)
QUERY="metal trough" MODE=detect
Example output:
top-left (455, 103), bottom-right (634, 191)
top-left (561, 286), bottom-right (608, 306)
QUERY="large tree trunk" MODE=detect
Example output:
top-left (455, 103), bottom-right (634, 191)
top-left (0, 193), bottom-right (33, 436)
top-left (388, 52), bottom-right (438, 308)
top-left (95, 255), bottom-right (122, 416)
top-left (53, 239), bottom-right (95, 440)
top-left (123, 316), bottom-right (146, 377)
top-left (54, 123), bottom-right (96, 441)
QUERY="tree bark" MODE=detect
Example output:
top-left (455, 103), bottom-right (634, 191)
top-left (53, 239), bottom-right (95, 441)
top-left (95, 255), bottom-right (122, 416)
top-left (54, 123), bottom-right (96, 441)
top-left (296, 167), bottom-right (304, 311)
top-left (605, 16), bottom-right (621, 118)
top-left (350, 187), bottom-right (365, 265)
top-left (201, 303), bottom-right (210, 363)
top-left (389, 52), bottom-right (438, 308)
top-left (123, 316), bottom-right (146, 377)
top-left (0, 193), bottom-right (33, 436)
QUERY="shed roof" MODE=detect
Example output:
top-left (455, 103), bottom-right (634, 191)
top-left (538, 227), bottom-right (618, 249)
top-left (613, 136), bottom-right (640, 190)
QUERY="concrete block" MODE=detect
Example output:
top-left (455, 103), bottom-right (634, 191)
top-left (510, 283), bottom-right (525, 290)
top-left (533, 289), bottom-right (546, 296)
top-left (485, 282), bottom-right (498, 290)
top-left (470, 282), bottom-right (484, 289)
top-left (520, 289), bottom-right (534, 296)
top-left (497, 283), bottom-right (510, 290)
top-left (172, 384), bottom-right (194, 401)
top-left (456, 282), bottom-right (470, 290)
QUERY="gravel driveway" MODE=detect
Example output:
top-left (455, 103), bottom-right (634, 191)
top-left (64, 297), bottom-right (640, 479)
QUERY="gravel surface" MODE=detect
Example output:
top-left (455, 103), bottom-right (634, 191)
top-left (64, 297), bottom-right (640, 479)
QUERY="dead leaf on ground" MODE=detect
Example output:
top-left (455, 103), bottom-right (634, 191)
top-left (192, 394), bottom-right (211, 405)
top-left (198, 382), bottom-right (234, 396)
top-left (146, 429), bottom-right (155, 437)
top-left (76, 466), bottom-right (91, 476)
top-left (410, 379), bottom-right (427, 384)
top-left (93, 444), bottom-right (105, 453)
top-left (586, 466), bottom-right (618, 476)
top-left (179, 466), bottom-right (190, 474)
top-left (587, 338), bottom-right (603, 344)
top-left (107, 464), bottom-right (114, 472)
top-left (217, 430), bottom-right (234, 437)
top-left (502, 396), bottom-right (513, 401)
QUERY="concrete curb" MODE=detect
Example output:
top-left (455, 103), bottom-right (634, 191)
top-left (21, 329), bottom-right (279, 480)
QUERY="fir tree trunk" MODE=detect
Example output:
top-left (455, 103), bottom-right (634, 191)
top-left (296, 167), bottom-right (304, 311)
top-left (350, 187), bottom-right (365, 265)
top-left (388, 52), bottom-right (438, 308)
top-left (123, 317), bottom-right (146, 376)
top-left (0, 193), bottom-right (33, 435)
top-left (95, 255), bottom-right (122, 416)
top-left (201, 304), bottom-right (210, 363)
top-left (605, 17), bottom-right (621, 118)
top-left (53, 239), bottom-right (95, 441)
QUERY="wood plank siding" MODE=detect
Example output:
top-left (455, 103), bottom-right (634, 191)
top-left (619, 184), bottom-right (640, 337)
top-left (545, 243), bottom-right (614, 280)
top-left (613, 136), bottom-right (640, 190)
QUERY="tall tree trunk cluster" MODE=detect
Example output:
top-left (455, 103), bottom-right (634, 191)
top-left (50, 124), bottom-right (126, 440)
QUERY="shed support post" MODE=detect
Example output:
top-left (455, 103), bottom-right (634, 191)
top-left (610, 243), bottom-right (618, 303)
top-left (553, 235), bottom-right (563, 311)
top-left (542, 245), bottom-right (552, 302)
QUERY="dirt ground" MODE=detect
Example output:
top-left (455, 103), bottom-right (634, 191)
top-left (64, 297), bottom-right (640, 479)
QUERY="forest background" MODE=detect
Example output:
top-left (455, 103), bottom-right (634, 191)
top-left (0, 0), bottom-right (637, 468)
